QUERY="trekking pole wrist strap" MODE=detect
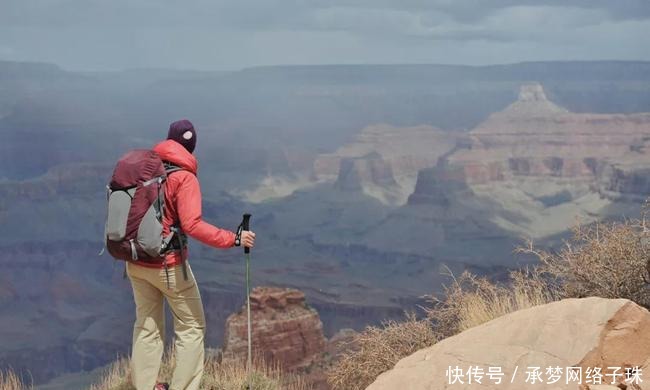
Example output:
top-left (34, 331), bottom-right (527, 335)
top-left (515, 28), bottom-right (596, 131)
top-left (234, 223), bottom-right (243, 247)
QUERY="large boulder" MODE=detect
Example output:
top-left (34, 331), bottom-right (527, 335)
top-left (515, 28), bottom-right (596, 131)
top-left (367, 298), bottom-right (650, 390)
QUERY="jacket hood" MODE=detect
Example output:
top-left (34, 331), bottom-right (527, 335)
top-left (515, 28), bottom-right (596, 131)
top-left (153, 139), bottom-right (198, 174)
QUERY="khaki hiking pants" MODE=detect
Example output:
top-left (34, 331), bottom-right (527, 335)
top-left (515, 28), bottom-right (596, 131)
top-left (127, 262), bottom-right (206, 390)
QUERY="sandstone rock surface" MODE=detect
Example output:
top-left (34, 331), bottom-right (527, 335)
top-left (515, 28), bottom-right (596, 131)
top-left (223, 287), bottom-right (327, 371)
top-left (367, 298), bottom-right (650, 390)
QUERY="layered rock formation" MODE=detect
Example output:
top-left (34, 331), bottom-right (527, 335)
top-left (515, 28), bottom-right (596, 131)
top-left (448, 83), bottom-right (650, 186)
top-left (0, 241), bottom-right (133, 384)
top-left (0, 163), bottom-right (109, 201)
top-left (223, 287), bottom-right (327, 371)
top-left (368, 297), bottom-right (650, 390)
top-left (307, 82), bottom-right (650, 244)
top-left (410, 83), bottom-right (650, 239)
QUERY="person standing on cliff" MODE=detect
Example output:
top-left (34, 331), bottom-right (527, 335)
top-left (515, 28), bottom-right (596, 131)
top-left (126, 119), bottom-right (256, 390)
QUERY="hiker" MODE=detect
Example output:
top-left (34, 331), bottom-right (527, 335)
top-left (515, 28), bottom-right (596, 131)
top-left (126, 119), bottom-right (256, 390)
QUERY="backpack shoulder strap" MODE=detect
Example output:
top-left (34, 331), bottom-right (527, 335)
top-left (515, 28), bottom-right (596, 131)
top-left (163, 161), bottom-right (189, 176)
top-left (159, 161), bottom-right (191, 282)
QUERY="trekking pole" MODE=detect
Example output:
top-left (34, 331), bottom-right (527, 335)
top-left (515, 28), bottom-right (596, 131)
top-left (241, 213), bottom-right (253, 390)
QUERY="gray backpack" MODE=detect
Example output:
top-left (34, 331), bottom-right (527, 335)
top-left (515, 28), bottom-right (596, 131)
top-left (104, 149), bottom-right (184, 264)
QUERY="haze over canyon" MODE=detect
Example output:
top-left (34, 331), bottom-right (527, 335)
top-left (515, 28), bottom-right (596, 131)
top-left (0, 60), bottom-right (649, 387)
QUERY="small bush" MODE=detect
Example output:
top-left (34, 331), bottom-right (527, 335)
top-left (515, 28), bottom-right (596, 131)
top-left (327, 313), bottom-right (437, 390)
top-left (90, 349), bottom-right (309, 390)
top-left (0, 370), bottom-right (30, 390)
top-left (424, 268), bottom-right (559, 339)
top-left (519, 220), bottom-right (650, 308)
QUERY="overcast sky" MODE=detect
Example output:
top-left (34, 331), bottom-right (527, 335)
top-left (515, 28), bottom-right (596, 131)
top-left (1, 0), bottom-right (649, 71)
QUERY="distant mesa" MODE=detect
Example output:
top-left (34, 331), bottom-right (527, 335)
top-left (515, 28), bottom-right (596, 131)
top-left (407, 165), bottom-right (471, 206)
top-left (313, 124), bottom-right (459, 204)
top-left (335, 153), bottom-right (399, 192)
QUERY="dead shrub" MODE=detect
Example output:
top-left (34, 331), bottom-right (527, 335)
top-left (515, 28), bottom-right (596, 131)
top-left (424, 267), bottom-right (559, 339)
top-left (519, 220), bottom-right (650, 308)
top-left (0, 370), bottom-right (30, 390)
top-left (327, 313), bottom-right (437, 390)
top-left (88, 357), bottom-right (131, 390)
top-left (327, 215), bottom-right (650, 389)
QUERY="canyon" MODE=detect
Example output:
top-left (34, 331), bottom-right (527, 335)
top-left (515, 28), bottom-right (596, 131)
top-left (1, 62), bottom-right (650, 386)
top-left (306, 83), bottom-right (650, 253)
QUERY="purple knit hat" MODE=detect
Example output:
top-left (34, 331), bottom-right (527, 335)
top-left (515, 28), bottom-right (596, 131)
top-left (167, 119), bottom-right (197, 153)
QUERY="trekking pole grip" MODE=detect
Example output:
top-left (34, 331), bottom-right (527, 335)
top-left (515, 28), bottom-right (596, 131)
top-left (242, 213), bottom-right (252, 254)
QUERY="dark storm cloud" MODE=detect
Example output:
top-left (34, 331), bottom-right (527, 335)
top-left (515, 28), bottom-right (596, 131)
top-left (0, 0), bottom-right (648, 70)
top-left (3, 0), bottom-right (649, 30)
top-left (337, 0), bottom-right (650, 23)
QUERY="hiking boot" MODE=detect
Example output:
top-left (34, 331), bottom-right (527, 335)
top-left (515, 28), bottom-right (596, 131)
top-left (153, 383), bottom-right (169, 390)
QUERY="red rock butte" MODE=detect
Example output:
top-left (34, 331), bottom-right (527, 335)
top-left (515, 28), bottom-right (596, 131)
top-left (222, 287), bottom-right (327, 372)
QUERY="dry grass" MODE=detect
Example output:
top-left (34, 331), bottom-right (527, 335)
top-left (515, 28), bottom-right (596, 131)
top-left (327, 258), bottom-right (560, 389)
top-left (89, 348), bottom-right (310, 390)
top-left (519, 219), bottom-right (650, 308)
top-left (88, 357), bottom-right (131, 390)
top-left (426, 217), bottom-right (650, 341)
top-left (326, 216), bottom-right (650, 388)
top-left (424, 267), bottom-right (559, 339)
top-left (203, 357), bottom-right (310, 390)
top-left (34, 216), bottom-right (650, 390)
top-left (0, 370), bottom-right (30, 390)
top-left (327, 313), bottom-right (437, 390)
top-left (327, 257), bottom-right (559, 389)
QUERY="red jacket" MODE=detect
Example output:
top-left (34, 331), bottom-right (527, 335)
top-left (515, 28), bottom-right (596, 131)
top-left (133, 140), bottom-right (236, 268)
